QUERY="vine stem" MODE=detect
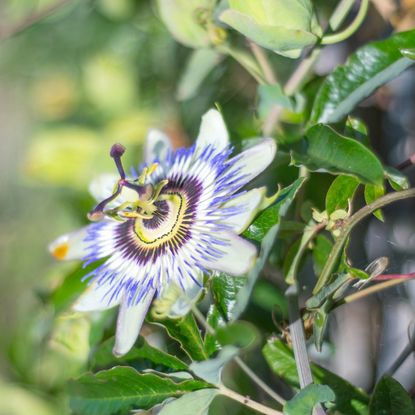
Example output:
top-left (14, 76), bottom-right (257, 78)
top-left (321, 0), bottom-right (370, 45)
top-left (341, 278), bottom-right (407, 304)
top-left (249, 41), bottom-right (278, 84)
top-left (218, 385), bottom-right (283, 415)
top-left (263, 0), bottom-right (364, 135)
top-left (313, 188), bottom-right (415, 294)
top-left (190, 304), bottom-right (286, 405)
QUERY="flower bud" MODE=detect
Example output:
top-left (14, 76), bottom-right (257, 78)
top-left (157, 0), bottom-right (219, 48)
top-left (220, 0), bottom-right (322, 58)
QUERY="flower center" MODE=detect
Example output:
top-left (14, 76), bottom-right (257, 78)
top-left (88, 143), bottom-right (169, 223)
top-left (134, 193), bottom-right (187, 246)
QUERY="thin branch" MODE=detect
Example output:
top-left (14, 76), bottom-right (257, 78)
top-left (397, 153), bottom-right (415, 170)
top-left (321, 0), bottom-right (369, 45)
top-left (190, 304), bottom-right (286, 405)
top-left (286, 286), bottom-right (326, 415)
top-left (313, 188), bottom-right (415, 294)
top-left (219, 385), bottom-right (283, 415)
top-left (342, 278), bottom-right (407, 304)
top-left (249, 41), bottom-right (278, 84)
top-left (384, 323), bottom-right (415, 376)
top-left (286, 285), bottom-right (313, 388)
top-left (0, 0), bottom-right (73, 41)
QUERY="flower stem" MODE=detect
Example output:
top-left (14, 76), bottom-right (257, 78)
top-left (341, 278), bottom-right (407, 305)
top-left (313, 188), bottom-right (415, 294)
top-left (321, 0), bottom-right (370, 45)
top-left (397, 153), bottom-right (415, 170)
top-left (249, 41), bottom-right (278, 84)
top-left (263, 0), bottom-right (361, 134)
top-left (190, 304), bottom-right (285, 405)
top-left (218, 385), bottom-right (283, 415)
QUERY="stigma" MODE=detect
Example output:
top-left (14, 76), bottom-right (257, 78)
top-left (88, 143), bottom-right (168, 222)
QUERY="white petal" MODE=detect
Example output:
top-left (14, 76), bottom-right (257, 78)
top-left (113, 289), bottom-right (156, 356)
top-left (49, 227), bottom-right (89, 261)
top-left (196, 109), bottom-right (229, 153)
top-left (220, 187), bottom-right (266, 234)
top-left (228, 138), bottom-right (276, 189)
top-left (73, 282), bottom-right (121, 312)
top-left (89, 173), bottom-right (118, 202)
top-left (203, 231), bottom-right (256, 276)
top-left (144, 129), bottom-right (172, 165)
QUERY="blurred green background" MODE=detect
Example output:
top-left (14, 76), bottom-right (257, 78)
top-left (1, 1), bottom-right (415, 414)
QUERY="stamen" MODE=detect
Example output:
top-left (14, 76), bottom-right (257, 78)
top-left (110, 143), bottom-right (126, 179)
top-left (87, 182), bottom-right (123, 221)
top-left (87, 144), bottom-right (168, 223)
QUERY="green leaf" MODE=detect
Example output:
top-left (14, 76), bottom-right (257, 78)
top-left (151, 313), bottom-right (209, 361)
top-left (258, 84), bottom-right (293, 120)
top-left (156, 0), bottom-right (213, 48)
top-left (220, 0), bottom-right (321, 58)
top-left (215, 321), bottom-right (259, 350)
top-left (252, 280), bottom-right (288, 317)
top-left (384, 166), bottom-right (409, 191)
top-left (210, 273), bottom-right (245, 321)
top-left (291, 124), bottom-right (384, 185)
top-left (400, 48), bottom-right (415, 60)
top-left (306, 274), bottom-right (351, 309)
top-left (345, 116), bottom-right (369, 145)
top-left (204, 273), bottom-right (245, 355)
top-left (325, 175), bottom-right (360, 214)
top-left (263, 339), bottom-right (369, 415)
top-left (50, 262), bottom-right (104, 313)
top-left (158, 388), bottom-right (219, 415)
top-left (92, 336), bottom-right (188, 371)
top-left (176, 49), bottom-right (222, 101)
top-left (364, 184), bottom-right (385, 221)
top-left (235, 178), bottom-right (306, 318)
top-left (369, 376), bottom-right (414, 415)
top-left (283, 384), bottom-right (335, 415)
top-left (189, 346), bottom-right (239, 385)
top-left (285, 221), bottom-right (320, 284)
top-left (68, 367), bottom-right (213, 415)
top-left (312, 234), bottom-right (333, 276)
top-left (244, 178), bottom-right (306, 242)
top-left (310, 29), bottom-right (415, 124)
top-left (204, 306), bottom-right (226, 356)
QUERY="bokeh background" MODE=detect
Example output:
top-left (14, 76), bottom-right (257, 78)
top-left (0, 0), bottom-right (415, 413)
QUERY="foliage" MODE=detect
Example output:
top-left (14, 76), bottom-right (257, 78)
top-left (2, 1), bottom-right (415, 415)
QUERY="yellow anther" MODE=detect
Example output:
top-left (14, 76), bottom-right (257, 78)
top-left (148, 163), bottom-right (158, 175)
